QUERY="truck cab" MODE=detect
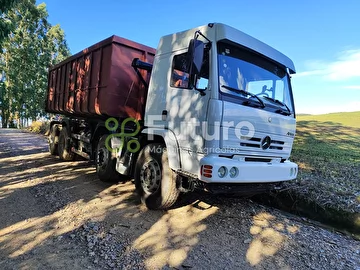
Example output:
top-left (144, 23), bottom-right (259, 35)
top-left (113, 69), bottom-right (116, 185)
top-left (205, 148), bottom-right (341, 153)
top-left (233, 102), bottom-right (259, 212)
top-left (142, 23), bottom-right (297, 189)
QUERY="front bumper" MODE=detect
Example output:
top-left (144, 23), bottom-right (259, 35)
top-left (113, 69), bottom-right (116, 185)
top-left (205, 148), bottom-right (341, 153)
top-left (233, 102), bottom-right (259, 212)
top-left (199, 155), bottom-right (298, 183)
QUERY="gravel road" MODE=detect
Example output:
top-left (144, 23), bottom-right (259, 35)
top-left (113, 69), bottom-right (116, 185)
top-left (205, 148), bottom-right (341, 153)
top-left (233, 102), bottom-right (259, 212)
top-left (0, 129), bottom-right (359, 270)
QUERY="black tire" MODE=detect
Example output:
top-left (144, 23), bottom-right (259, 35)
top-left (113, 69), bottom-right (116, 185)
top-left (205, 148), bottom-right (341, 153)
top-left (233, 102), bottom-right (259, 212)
top-left (49, 124), bottom-right (59, 156)
top-left (134, 143), bottom-right (180, 210)
top-left (95, 135), bottom-right (121, 182)
top-left (58, 126), bottom-right (75, 161)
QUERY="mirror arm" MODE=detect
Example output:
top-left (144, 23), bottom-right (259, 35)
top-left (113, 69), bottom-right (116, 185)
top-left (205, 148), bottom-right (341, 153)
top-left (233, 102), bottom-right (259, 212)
top-left (194, 30), bottom-right (212, 50)
top-left (195, 88), bottom-right (206, 96)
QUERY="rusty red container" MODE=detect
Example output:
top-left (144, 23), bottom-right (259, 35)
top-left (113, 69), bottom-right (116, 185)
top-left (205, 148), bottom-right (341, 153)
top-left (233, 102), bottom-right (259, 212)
top-left (46, 35), bottom-right (156, 120)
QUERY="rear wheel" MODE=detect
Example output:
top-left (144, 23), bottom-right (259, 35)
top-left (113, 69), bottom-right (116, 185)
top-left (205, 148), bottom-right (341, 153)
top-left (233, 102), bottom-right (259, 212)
top-left (49, 124), bottom-right (59, 155)
top-left (135, 143), bottom-right (180, 210)
top-left (95, 135), bottom-right (121, 182)
top-left (58, 126), bottom-right (75, 161)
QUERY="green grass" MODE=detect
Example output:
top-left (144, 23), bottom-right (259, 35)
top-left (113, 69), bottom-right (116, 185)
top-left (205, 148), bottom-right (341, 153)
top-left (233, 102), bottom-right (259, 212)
top-left (289, 111), bottom-right (360, 213)
top-left (297, 111), bottom-right (360, 129)
top-left (294, 111), bottom-right (360, 165)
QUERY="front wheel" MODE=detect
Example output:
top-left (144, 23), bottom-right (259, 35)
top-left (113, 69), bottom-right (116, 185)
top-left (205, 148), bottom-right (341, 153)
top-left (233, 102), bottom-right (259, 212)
top-left (95, 135), bottom-right (121, 182)
top-left (134, 143), bottom-right (180, 210)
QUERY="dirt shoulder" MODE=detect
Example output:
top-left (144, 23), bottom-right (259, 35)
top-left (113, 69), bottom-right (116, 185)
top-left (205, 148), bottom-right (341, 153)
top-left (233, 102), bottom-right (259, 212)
top-left (0, 129), bottom-right (359, 269)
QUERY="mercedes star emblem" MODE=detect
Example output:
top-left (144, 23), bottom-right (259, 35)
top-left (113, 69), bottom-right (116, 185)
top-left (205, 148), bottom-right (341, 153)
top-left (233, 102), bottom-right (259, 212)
top-left (261, 136), bottom-right (271, 150)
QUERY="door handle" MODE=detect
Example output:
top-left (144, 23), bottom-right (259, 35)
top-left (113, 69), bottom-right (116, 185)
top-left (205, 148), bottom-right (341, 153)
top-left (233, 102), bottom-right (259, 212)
top-left (162, 110), bottom-right (167, 121)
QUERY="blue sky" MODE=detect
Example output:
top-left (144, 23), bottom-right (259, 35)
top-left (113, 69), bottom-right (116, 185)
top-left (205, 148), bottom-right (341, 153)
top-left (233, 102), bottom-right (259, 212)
top-left (40, 0), bottom-right (360, 114)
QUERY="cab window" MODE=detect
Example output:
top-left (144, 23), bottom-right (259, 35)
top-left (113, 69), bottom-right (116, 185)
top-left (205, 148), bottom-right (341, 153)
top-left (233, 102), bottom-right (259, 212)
top-left (171, 53), bottom-right (190, 88)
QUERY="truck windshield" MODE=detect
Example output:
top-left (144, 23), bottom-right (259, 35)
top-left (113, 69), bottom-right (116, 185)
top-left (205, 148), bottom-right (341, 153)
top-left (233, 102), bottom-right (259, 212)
top-left (217, 41), bottom-right (294, 115)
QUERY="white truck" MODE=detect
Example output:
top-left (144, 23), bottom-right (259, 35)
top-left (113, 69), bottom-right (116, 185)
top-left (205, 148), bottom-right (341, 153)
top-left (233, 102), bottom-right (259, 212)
top-left (46, 23), bottom-right (298, 209)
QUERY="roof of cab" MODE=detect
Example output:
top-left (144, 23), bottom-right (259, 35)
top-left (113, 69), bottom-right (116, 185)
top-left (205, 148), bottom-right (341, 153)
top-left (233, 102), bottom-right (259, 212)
top-left (156, 23), bottom-right (296, 73)
top-left (214, 23), bottom-right (295, 73)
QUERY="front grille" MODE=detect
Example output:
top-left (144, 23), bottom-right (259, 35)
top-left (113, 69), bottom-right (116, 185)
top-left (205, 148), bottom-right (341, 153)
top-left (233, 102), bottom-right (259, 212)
top-left (269, 139), bottom-right (284, 150)
top-left (240, 136), bottom-right (285, 151)
top-left (271, 140), bottom-right (285, 145)
top-left (240, 142), bottom-right (260, 148)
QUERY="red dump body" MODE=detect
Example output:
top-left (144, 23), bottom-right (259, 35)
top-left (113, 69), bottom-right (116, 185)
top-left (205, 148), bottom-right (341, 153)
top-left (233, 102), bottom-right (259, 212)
top-left (45, 36), bottom-right (156, 120)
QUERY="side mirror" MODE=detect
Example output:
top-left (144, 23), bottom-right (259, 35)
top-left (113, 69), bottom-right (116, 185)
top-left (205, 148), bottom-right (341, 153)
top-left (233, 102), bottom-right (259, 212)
top-left (187, 39), bottom-right (204, 76)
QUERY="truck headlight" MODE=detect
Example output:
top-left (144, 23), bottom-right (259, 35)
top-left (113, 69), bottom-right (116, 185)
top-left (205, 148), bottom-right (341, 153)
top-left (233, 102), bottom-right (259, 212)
top-left (218, 166), bottom-right (227, 178)
top-left (229, 167), bottom-right (238, 178)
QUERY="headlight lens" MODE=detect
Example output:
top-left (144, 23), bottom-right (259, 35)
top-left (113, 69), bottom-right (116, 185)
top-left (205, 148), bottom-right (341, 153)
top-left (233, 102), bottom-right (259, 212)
top-left (218, 166), bottom-right (227, 178)
top-left (229, 167), bottom-right (238, 178)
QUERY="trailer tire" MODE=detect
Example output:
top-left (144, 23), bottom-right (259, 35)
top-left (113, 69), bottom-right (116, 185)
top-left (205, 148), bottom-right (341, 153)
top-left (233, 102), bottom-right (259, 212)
top-left (134, 143), bottom-right (180, 210)
top-left (58, 126), bottom-right (75, 161)
top-left (49, 124), bottom-right (59, 156)
top-left (95, 135), bottom-right (121, 182)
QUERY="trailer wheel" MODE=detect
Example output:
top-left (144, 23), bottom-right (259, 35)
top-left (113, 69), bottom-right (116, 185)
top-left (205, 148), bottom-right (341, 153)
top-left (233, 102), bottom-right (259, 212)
top-left (134, 143), bottom-right (180, 210)
top-left (95, 135), bottom-right (121, 182)
top-left (49, 124), bottom-right (59, 155)
top-left (58, 126), bottom-right (75, 161)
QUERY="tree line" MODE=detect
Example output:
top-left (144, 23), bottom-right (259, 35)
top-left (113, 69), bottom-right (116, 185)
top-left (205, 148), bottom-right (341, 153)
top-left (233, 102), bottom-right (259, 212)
top-left (0, 0), bottom-right (69, 128)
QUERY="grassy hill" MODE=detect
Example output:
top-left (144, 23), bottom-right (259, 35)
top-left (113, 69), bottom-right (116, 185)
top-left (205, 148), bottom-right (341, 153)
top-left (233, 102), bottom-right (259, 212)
top-left (290, 111), bottom-right (360, 215)
top-left (297, 111), bottom-right (360, 129)
top-left (294, 111), bottom-right (360, 165)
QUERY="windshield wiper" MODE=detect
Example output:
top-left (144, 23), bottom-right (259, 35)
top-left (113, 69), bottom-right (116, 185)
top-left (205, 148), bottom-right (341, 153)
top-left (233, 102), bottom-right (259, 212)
top-left (221, 85), bottom-right (265, 108)
top-left (263, 96), bottom-right (292, 115)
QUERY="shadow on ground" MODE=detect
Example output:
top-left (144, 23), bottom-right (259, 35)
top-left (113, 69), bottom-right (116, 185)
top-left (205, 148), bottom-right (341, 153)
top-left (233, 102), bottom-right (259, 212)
top-left (0, 128), bottom-right (359, 269)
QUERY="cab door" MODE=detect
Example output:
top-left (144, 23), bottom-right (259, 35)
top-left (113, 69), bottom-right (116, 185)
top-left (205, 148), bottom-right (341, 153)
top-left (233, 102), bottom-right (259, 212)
top-left (145, 49), bottom-right (210, 174)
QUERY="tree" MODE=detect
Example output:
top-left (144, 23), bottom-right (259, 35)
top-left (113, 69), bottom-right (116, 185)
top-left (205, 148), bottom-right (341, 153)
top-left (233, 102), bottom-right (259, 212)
top-left (0, 0), bottom-right (20, 50)
top-left (0, 0), bottom-right (20, 12)
top-left (0, 0), bottom-right (70, 127)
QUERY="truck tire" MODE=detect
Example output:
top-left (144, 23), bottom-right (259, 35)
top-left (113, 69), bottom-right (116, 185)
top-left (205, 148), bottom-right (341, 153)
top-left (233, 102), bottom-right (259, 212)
top-left (134, 143), bottom-right (180, 210)
top-left (95, 135), bottom-right (121, 182)
top-left (58, 126), bottom-right (75, 161)
top-left (49, 124), bottom-right (59, 155)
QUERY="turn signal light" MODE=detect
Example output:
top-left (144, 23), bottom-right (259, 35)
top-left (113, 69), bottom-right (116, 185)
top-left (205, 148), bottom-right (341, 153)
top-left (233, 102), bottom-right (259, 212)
top-left (201, 165), bottom-right (213, 178)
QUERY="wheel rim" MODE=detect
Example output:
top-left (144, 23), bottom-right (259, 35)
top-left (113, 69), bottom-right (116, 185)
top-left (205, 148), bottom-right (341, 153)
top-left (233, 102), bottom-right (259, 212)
top-left (97, 147), bottom-right (108, 169)
top-left (140, 160), bottom-right (161, 193)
